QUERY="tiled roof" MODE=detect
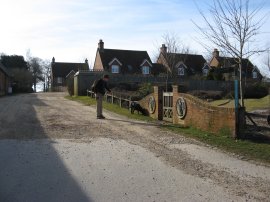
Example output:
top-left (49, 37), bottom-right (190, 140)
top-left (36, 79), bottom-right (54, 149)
top-left (99, 49), bottom-right (152, 73)
top-left (163, 53), bottom-right (206, 74)
top-left (0, 62), bottom-right (11, 77)
top-left (52, 62), bottom-right (89, 77)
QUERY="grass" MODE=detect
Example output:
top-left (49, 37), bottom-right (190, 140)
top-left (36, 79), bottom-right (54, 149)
top-left (163, 125), bottom-right (270, 164)
top-left (66, 95), bottom-right (270, 164)
top-left (65, 96), bottom-right (153, 122)
top-left (211, 95), bottom-right (270, 111)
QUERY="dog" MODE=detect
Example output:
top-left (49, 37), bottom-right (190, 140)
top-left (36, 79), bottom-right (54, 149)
top-left (267, 115), bottom-right (270, 125)
top-left (130, 102), bottom-right (147, 115)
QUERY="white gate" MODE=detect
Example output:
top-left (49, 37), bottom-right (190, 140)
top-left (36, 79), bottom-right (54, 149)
top-left (163, 92), bottom-right (173, 122)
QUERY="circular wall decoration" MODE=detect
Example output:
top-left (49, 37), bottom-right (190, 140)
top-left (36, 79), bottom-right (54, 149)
top-left (176, 97), bottom-right (187, 119)
top-left (148, 96), bottom-right (156, 114)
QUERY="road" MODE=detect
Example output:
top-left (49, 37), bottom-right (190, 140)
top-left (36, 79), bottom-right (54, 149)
top-left (0, 93), bottom-right (269, 202)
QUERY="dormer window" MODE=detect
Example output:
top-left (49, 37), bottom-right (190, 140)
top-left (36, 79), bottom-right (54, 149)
top-left (111, 65), bottom-right (120, 73)
top-left (177, 63), bottom-right (186, 76)
top-left (252, 71), bottom-right (257, 79)
top-left (142, 66), bottom-right (150, 75)
top-left (202, 64), bottom-right (210, 76)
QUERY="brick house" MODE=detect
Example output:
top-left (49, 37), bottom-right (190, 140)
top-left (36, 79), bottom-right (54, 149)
top-left (0, 62), bottom-right (11, 95)
top-left (51, 57), bottom-right (89, 91)
top-left (93, 40), bottom-right (158, 75)
top-left (156, 44), bottom-right (207, 78)
top-left (209, 49), bottom-right (262, 81)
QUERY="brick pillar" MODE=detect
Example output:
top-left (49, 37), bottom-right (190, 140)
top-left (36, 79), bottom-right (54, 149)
top-left (153, 86), bottom-right (163, 120)
top-left (172, 85), bottom-right (178, 124)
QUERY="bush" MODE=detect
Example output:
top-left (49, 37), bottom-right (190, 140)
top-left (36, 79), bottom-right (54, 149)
top-left (188, 90), bottom-right (224, 100)
top-left (244, 83), bottom-right (268, 98)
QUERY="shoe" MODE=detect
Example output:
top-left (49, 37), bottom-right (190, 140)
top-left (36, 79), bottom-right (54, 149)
top-left (97, 116), bottom-right (105, 119)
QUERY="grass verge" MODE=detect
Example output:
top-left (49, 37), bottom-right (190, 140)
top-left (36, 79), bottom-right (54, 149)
top-left (163, 125), bottom-right (270, 164)
top-left (66, 95), bottom-right (270, 164)
top-left (65, 96), bottom-right (153, 122)
top-left (210, 95), bottom-right (270, 111)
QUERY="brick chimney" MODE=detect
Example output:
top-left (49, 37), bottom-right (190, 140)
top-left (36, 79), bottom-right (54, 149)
top-left (52, 57), bottom-right (55, 64)
top-left (160, 44), bottom-right (167, 54)
top-left (85, 58), bottom-right (88, 64)
top-left (213, 49), bottom-right (219, 58)
top-left (98, 39), bottom-right (104, 51)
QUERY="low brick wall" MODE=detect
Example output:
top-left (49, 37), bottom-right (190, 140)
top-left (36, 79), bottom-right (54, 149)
top-left (138, 85), bottom-right (245, 137)
top-left (172, 86), bottom-right (236, 136)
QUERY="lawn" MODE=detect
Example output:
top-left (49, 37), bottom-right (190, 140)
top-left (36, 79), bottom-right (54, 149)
top-left (66, 95), bottom-right (270, 164)
top-left (65, 96), bottom-right (153, 122)
top-left (210, 95), bottom-right (270, 111)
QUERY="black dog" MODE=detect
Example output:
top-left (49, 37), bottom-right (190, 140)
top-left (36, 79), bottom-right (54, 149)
top-left (267, 115), bottom-right (270, 125)
top-left (130, 102), bottom-right (146, 115)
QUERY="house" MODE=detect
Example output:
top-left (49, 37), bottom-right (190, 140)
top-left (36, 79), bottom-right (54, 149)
top-left (93, 40), bottom-right (155, 75)
top-left (156, 44), bottom-right (207, 77)
top-left (209, 49), bottom-right (262, 81)
top-left (0, 62), bottom-right (11, 95)
top-left (51, 57), bottom-right (89, 91)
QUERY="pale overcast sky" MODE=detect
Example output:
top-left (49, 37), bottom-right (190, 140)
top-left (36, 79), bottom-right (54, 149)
top-left (0, 0), bottom-right (269, 76)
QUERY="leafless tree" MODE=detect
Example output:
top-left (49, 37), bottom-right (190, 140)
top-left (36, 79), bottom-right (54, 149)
top-left (193, 0), bottom-right (268, 107)
top-left (42, 60), bottom-right (51, 92)
top-left (157, 32), bottom-right (194, 90)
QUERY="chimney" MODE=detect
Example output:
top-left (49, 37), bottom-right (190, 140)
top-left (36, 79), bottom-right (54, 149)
top-left (213, 49), bottom-right (219, 58)
top-left (85, 58), bottom-right (88, 64)
top-left (160, 44), bottom-right (167, 54)
top-left (98, 39), bottom-right (104, 51)
top-left (52, 57), bottom-right (55, 63)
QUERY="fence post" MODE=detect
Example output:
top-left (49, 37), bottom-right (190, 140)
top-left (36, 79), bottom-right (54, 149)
top-left (119, 96), bottom-right (122, 108)
top-left (111, 93), bottom-right (114, 104)
top-left (234, 80), bottom-right (239, 139)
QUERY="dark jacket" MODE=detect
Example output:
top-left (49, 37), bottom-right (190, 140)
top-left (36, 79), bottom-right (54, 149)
top-left (95, 79), bottom-right (110, 95)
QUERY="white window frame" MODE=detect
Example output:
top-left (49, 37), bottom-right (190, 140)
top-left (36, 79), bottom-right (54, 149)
top-left (111, 65), bottom-right (120, 73)
top-left (178, 67), bottom-right (185, 76)
top-left (252, 71), bottom-right (258, 79)
top-left (142, 66), bottom-right (150, 75)
top-left (57, 77), bottom-right (63, 84)
top-left (203, 69), bottom-right (209, 76)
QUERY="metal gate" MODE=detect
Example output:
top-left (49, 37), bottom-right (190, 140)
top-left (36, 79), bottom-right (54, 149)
top-left (163, 92), bottom-right (173, 122)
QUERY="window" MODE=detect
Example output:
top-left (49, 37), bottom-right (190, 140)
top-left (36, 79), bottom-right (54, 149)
top-left (178, 67), bottom-right (185, 76)
top-left (111, 65), bottom-right (119, 73)
top-left (57, 77), bottom-right (63, 84)
top-left (203, 69), bottom-right (209, 76)
top-left (252, 71), bottom-right (258, 79)
top-left (142, 66), bottom-right (150, 75)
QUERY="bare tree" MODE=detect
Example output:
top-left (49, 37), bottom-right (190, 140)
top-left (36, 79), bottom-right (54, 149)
top-left (157, 32), bottom-right (194, 90)
top-left (42, 60), bottom-right (51, 92)
top-left (28, 57), bottom-right (44, 92)
top-left (193, 0), bottom-right (268, 107)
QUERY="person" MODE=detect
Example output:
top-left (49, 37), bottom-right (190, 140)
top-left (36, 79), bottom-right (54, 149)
top-left (95, 75), bottom-right (111, 119)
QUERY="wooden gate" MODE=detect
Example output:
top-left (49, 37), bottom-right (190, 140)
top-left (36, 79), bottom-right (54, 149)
top-left (163, 92), bottom-right (173, 122)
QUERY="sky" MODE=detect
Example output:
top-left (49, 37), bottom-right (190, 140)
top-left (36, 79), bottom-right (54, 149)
top-left (0, 0), bottom-right (270, 76)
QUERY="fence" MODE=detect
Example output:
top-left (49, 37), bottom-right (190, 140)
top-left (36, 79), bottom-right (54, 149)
top-left (86, 90), bottom-right (132, 109)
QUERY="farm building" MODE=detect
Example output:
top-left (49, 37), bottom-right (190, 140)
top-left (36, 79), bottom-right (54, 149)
top-left (0, 62), bottom-right (11, 96)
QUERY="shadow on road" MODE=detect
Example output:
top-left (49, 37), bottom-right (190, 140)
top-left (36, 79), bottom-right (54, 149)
top-left (0, 94), bottom-right (92, 202)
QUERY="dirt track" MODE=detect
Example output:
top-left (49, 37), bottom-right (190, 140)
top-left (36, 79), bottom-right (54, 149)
top-left (0, 93), bottom-right (270, 202)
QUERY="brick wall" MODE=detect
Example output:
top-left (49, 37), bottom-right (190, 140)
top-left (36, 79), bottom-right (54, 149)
top-left (139, 85), bottom-right (245, 137)
top-left (172, 85), bottom-right (238, 136)
top-left (138, 86), bottom-right (164, 120)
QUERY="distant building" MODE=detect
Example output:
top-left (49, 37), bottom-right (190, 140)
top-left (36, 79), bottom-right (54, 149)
top-left (93, 40), bottom-right (159, 75)
top-left (0, 62), bottom-right (11, 95)
top-left (51, 57), bottom-right (89, 91)
top-left (209, 49), bottom-right (262, 81)
top-left (156, 44), bottom-right (207, 78)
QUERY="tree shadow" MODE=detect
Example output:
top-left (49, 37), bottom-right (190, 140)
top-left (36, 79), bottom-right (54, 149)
top-left (0, 94), bottom-right (92, 202)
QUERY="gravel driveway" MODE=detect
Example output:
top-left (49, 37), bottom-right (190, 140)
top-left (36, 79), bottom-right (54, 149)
top-left (0, 93), bottom-right (269, 202)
